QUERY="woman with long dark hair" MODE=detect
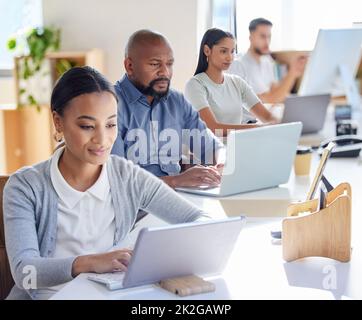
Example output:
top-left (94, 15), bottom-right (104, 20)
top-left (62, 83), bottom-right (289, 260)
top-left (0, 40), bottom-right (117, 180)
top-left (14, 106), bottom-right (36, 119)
top-left (185, 28), bottom-right (278, 136)
top-left (3, 66), bottom-right (210, 300)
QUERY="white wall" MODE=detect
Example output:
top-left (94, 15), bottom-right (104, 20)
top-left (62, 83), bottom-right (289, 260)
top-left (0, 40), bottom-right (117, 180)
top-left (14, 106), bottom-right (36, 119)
top-left (43, 0), bottom-right (210, 91)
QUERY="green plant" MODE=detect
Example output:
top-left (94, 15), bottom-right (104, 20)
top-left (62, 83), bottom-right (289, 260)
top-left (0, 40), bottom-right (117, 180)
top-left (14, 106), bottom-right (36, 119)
top-left (7, 26), bottom-right (61, 110)
top-left (55, 58), bottom-right (77, 77)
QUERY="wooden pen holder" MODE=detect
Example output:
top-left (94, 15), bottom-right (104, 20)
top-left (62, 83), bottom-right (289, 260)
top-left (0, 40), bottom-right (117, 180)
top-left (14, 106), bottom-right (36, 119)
top-left (282, 183), bottom-right (352, 262)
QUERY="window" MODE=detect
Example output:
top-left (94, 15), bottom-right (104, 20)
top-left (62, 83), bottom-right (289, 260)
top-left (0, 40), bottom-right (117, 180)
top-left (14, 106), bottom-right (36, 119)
top-left (212, 0), bottom-right (236, 34)
top-left (213, 0), bottom-right (362, 54)
top-left (286, 0), bottom-right (362, 50)
top-left (0, 0), bottom-right (42, 72)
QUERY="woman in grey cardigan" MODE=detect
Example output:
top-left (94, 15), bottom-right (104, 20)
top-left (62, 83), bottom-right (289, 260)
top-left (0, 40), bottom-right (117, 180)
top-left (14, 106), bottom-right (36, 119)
top-left (3, 66), bottom-right (210, 300)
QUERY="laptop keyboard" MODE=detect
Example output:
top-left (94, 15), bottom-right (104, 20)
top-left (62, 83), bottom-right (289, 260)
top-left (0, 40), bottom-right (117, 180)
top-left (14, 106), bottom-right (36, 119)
top-left (87, 272), bottom-right (126, 290)
top-left (190, 185), bottom-right (220, 190)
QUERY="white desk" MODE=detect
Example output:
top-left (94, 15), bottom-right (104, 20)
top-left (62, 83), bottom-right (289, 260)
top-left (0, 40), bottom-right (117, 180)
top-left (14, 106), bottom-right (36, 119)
top-left (52, 153), bottom-right (362, 300)
top-left (52, 109), bottom-right (362, 300)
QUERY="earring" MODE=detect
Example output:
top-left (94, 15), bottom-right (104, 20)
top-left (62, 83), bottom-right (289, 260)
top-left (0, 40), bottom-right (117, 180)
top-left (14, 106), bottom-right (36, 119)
top-left (206, 56), bottom-right (209, 63)
top-left (53, 132), bottom-right (63, 143)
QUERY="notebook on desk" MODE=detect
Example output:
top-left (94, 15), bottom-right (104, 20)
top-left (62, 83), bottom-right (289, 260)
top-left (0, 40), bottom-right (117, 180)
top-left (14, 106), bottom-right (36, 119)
top-left (87, 217), bottom-right (245, 290)
top-left (176, 122), bottom-right (302, 197)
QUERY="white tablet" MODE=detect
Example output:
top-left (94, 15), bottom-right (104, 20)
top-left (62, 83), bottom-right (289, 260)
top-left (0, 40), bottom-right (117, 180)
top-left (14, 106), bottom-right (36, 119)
top-left (88, 216), bottom-right (245, 290)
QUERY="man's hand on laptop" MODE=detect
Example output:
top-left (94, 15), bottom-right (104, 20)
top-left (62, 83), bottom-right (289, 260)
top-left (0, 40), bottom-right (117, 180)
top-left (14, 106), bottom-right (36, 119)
top-left (165, 165), bottom-right (221, 188)
top-left (212, 163), bottom-right (224, 175)
top-left (72, 249), bottom-right (133, 276)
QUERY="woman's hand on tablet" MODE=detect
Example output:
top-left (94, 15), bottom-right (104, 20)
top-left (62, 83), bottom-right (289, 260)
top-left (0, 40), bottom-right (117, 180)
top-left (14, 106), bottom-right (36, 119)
top-left (72, 249), bottom-right (133, 276)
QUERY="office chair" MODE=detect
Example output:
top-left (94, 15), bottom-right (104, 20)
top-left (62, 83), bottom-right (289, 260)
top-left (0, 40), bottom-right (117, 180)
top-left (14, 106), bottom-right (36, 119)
top-left (0, 176), bottom-right (14, 300)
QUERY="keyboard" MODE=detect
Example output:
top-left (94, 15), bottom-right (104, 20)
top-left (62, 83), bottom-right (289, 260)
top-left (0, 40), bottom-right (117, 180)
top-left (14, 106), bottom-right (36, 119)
top-left (87, 272), bottom-right (126, 290)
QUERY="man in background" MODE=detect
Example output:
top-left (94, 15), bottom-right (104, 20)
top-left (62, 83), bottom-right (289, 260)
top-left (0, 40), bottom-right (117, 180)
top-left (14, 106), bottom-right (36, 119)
top-left (229, 18), bottom-right (307, 103)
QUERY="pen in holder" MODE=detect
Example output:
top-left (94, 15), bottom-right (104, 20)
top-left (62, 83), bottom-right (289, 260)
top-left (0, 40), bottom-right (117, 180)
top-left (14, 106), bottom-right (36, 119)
top-left (282, 181), bottom-right (352, 262)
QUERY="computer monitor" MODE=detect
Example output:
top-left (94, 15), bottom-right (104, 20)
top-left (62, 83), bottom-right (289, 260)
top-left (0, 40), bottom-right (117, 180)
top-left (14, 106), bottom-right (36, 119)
top-left (298, 28), bottom-right (362, 110)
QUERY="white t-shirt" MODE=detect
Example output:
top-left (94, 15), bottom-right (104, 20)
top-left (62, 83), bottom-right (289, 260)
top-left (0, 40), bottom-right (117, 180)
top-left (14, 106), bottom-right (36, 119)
top-left (37, 147), bottom-right (116, 299)
top-left (228, 51), bottom-right (277, 95)
top-left (184, 72), bottom-right (260, 125)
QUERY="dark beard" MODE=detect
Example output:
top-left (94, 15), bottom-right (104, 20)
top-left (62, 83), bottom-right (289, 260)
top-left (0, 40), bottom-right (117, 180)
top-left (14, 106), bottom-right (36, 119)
top-left (133, 77), bottom-right (170, 100)
top-left (254, 47), bottom-right (269, 56)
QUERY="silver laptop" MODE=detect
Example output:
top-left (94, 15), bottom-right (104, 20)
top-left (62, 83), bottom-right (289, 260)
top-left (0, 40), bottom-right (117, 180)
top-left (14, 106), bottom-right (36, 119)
top-left (176, 122), bottom-right (302, 197)
top-left (282, 94), bottom-right (331, 134)
top-left (87, 217), bottom-right (245, 290)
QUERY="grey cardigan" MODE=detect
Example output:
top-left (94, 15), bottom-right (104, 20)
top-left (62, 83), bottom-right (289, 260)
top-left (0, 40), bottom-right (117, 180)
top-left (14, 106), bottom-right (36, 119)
top-left (3, 155), bottom-right (208, 299)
